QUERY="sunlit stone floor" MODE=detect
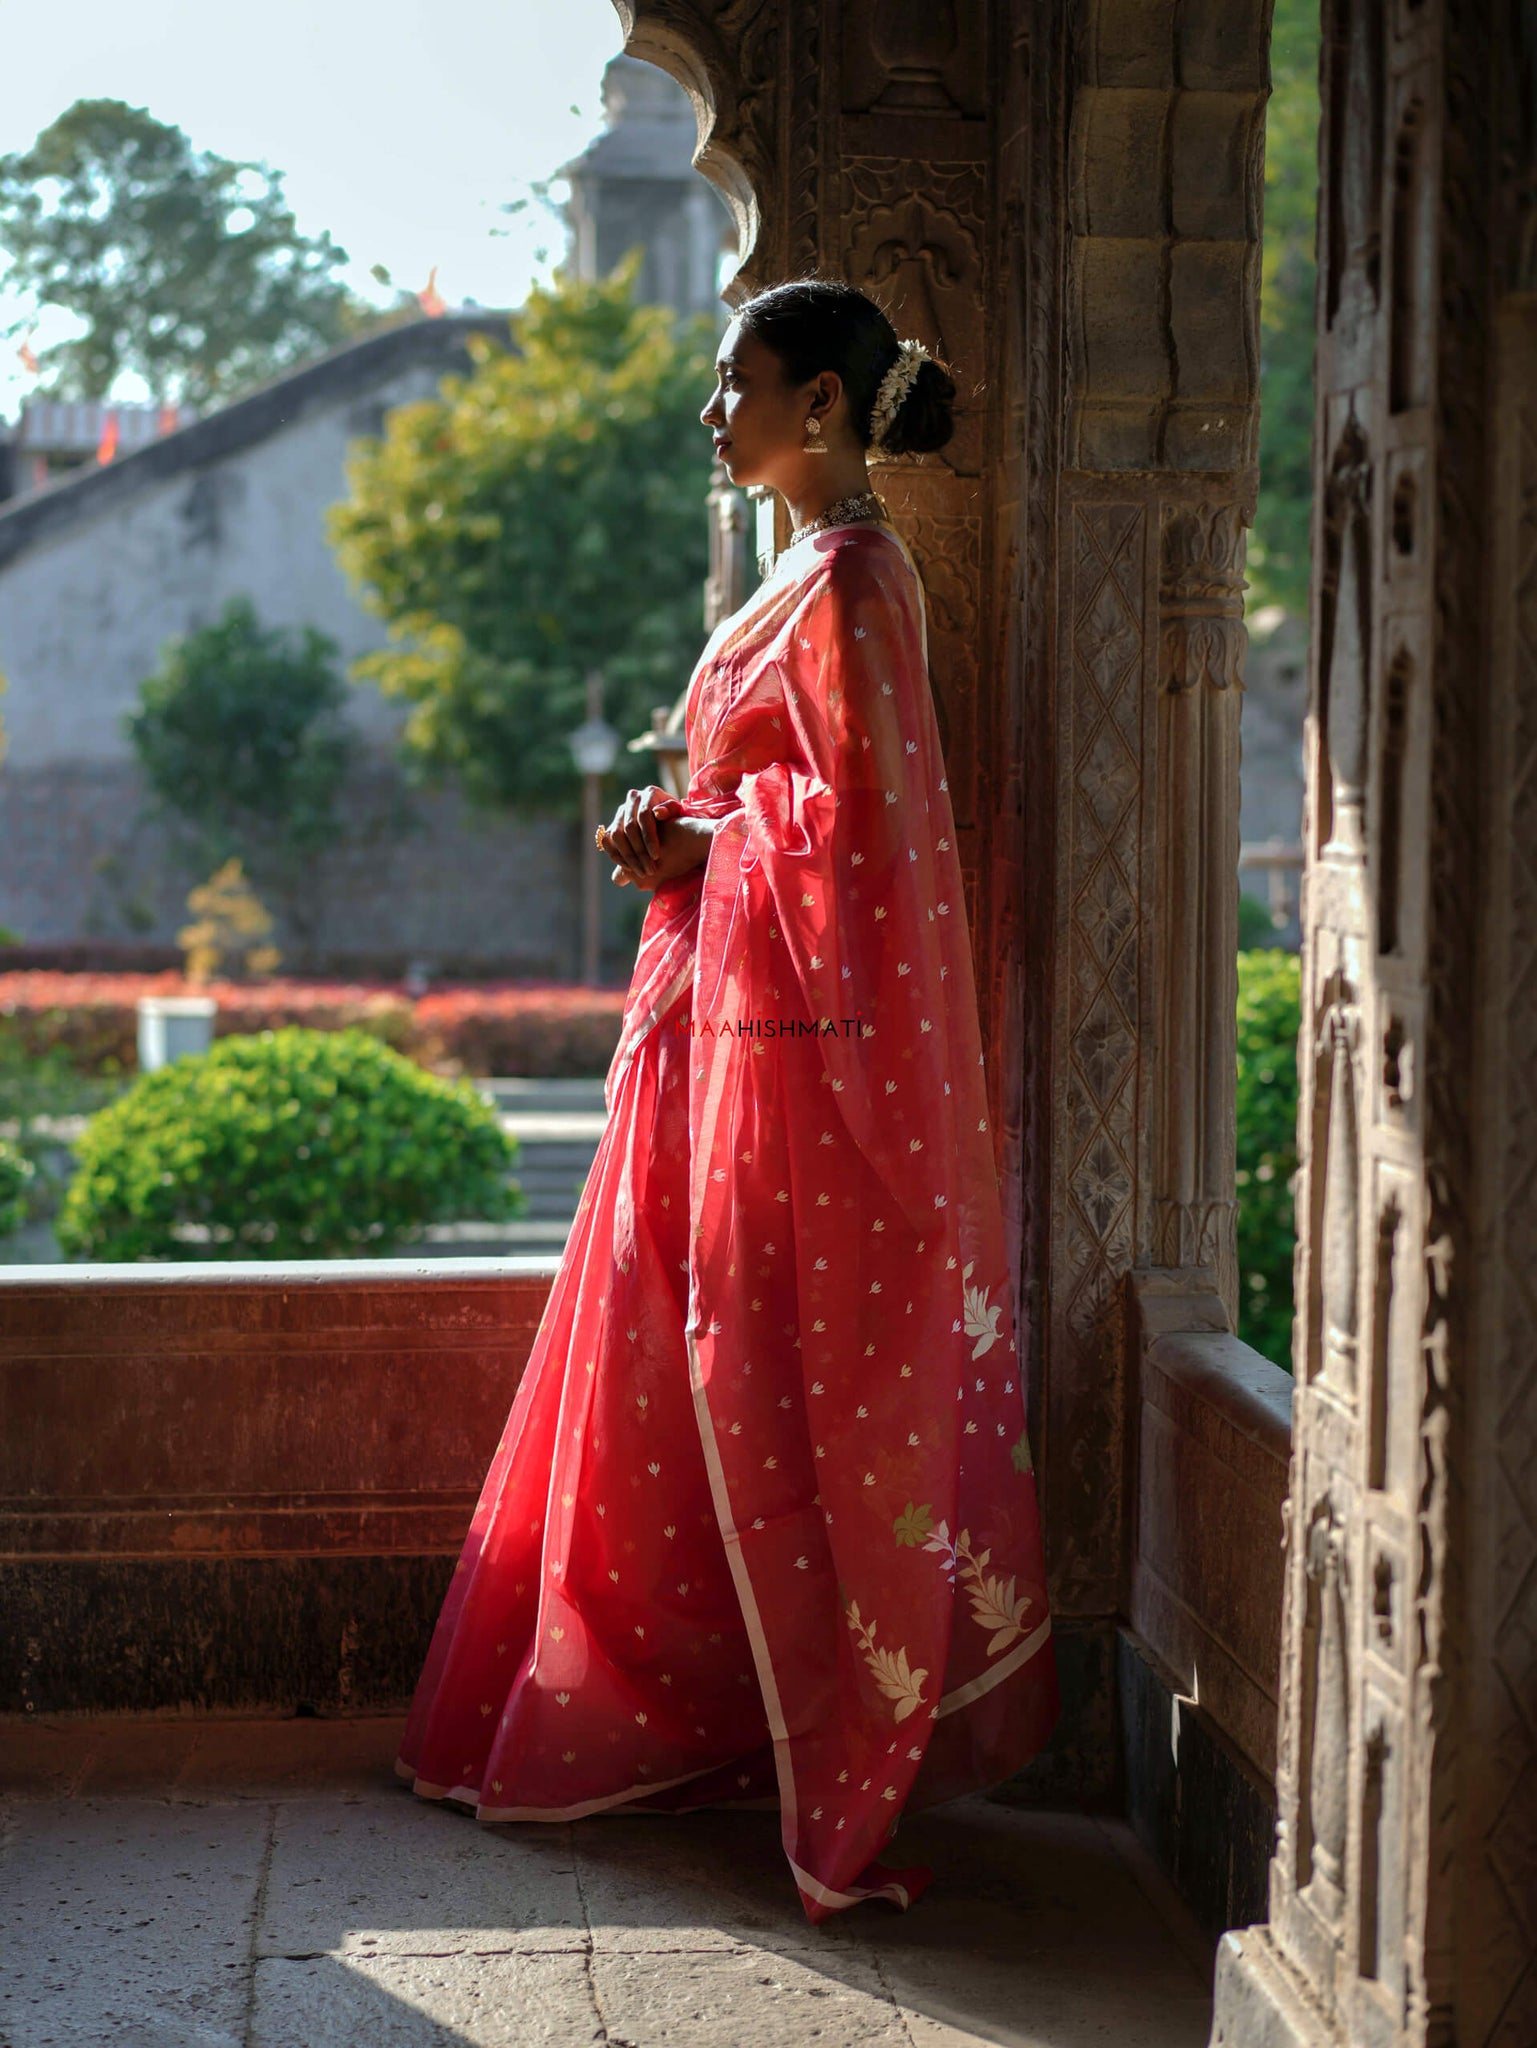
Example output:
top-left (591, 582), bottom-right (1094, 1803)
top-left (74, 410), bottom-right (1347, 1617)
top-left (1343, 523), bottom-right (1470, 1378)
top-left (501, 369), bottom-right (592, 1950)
top-left (0, 1716), bottom-right (1216, 2048)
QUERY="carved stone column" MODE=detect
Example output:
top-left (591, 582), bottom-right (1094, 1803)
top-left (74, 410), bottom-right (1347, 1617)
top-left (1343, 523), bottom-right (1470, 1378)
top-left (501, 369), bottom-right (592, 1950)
top-left (1212, 3), bottom-right (1537, 2043)
top-left (1047, 5), bottom-right (1266, 1633)
top-left (1153, 500), bottom-right (1247, 1322)
top-left (703, 459), bottom-right (748, 631)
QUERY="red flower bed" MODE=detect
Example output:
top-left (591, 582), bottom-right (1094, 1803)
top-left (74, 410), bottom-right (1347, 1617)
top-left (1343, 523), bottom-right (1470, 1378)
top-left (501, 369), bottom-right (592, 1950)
top-left (0, 973), bottom-right (627, 1078)
top-left (413, 984), bottom-right (626, 1077)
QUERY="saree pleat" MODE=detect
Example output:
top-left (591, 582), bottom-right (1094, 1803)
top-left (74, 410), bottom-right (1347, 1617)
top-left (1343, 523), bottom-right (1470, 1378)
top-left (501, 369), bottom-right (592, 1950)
top-left (396, 521), bottom-right (1059, 1918)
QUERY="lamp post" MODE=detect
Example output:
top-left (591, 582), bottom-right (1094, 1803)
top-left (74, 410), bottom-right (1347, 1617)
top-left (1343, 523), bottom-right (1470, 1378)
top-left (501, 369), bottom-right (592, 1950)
top-left (568, 672), bottom-right (621, 988)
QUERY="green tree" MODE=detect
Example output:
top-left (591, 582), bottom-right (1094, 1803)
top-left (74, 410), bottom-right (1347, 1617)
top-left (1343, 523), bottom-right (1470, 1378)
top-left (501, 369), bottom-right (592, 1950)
top-left (1250, 0), bottom-right (1322, 615)
top-left (327, 265), bottom-right (715, 816)
top-left (1235, 948), bottom-right (1302, 1371)
top-left (0, 99), bottom-right (366, 405)
top-left (125, 598), bottom-right (353, 931)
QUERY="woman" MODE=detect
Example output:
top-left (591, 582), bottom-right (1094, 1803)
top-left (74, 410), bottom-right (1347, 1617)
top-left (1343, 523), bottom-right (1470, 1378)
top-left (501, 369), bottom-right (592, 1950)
top-left (394, 279), bottom-right (1059, 1923)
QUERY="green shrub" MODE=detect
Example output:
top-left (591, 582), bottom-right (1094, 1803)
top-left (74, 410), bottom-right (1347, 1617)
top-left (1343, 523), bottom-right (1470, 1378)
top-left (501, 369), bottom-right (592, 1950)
top-left (0, 1138), bottom-right (34, 1237)
top-left (1236, 949), bottom-right (1302, 1370)
top-left (57, 1026), bottom-right (523, 1261)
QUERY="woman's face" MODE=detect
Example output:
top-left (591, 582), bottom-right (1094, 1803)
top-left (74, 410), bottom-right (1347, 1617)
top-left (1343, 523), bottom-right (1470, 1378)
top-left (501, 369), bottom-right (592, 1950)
top-left (700, 317), bottom-right (839, 491)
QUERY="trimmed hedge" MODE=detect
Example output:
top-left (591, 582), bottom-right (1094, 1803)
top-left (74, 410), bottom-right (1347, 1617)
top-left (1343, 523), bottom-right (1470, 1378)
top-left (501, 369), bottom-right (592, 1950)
top-left (57, 1027), bottom-right (523, 1261)
top-left (0, 972), bottom-right (625, 1078)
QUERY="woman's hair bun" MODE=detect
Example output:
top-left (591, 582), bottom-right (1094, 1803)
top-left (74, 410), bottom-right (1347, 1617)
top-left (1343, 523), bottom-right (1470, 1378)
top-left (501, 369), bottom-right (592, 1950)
top-left (879, 356), bottom-right (957, 458)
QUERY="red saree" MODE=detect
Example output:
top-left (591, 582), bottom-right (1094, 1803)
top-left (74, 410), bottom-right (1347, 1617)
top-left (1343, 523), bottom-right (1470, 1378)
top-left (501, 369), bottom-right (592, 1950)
top-left (395, 519), bottom-right (1059, 1922)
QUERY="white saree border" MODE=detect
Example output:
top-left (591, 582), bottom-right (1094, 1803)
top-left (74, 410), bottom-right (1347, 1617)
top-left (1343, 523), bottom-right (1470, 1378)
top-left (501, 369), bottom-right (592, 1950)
top-left (677, 516), bottom-right (977, 1916)
top-left (400, 1757), bottom-right (725, 1824)
top-left (936, 1613), bottom-right (1053, 1718)
top-left (789, 1859), bottom-right (915, 1912)
top-left (605, 904), bottom-right (698, 1108)
top-left (681, 860), bottom-right (810, 1878)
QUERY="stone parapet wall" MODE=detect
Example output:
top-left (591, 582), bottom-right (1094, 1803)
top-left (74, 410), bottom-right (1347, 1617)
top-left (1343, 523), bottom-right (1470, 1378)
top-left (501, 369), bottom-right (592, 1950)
top-left (0, 1261), bottom-right (557, 1714)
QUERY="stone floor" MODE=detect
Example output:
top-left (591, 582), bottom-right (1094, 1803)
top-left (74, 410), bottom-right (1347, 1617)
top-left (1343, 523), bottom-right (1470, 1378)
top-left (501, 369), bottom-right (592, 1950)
top-left (0, 1716), bottom-right (1217, 2048)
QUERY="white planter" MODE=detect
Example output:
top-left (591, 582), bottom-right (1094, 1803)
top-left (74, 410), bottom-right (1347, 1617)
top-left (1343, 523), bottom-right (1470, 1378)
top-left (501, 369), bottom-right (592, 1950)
top-left (137, 995), bottom-right (217, 1072)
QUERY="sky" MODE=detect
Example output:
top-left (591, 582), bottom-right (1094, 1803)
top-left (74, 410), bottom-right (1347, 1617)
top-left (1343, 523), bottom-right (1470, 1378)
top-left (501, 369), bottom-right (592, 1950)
top-left (0, 0), bottom-right (630, 418)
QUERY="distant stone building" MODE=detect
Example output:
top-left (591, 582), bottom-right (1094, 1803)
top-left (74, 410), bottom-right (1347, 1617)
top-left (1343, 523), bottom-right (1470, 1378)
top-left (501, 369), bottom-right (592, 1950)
top-left (0, 399), bottom-right (191, 502)
top-left (0, 317), bottom-right (638, 980)
top-left (562, 55), bottom-right (738, 322)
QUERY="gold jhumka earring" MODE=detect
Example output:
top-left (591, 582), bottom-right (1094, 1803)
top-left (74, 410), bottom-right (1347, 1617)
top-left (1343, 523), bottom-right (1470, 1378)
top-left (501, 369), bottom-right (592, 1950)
top-left (803, 414), bottom-right (828, 455)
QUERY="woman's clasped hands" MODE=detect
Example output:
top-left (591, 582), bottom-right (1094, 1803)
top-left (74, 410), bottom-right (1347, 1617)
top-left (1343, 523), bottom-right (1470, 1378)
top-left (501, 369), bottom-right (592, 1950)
top-left (598, 784), bottom-right (715, 890)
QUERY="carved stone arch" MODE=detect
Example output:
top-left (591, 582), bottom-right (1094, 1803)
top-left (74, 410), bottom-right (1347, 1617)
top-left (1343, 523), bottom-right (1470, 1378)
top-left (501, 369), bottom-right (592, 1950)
top-left (609, 2), bottom-right (779, 301)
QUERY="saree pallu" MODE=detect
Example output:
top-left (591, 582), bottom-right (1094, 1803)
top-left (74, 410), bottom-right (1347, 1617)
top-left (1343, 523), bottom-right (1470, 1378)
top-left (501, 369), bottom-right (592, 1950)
top-left (396, 520), bottom-right (1059, 1922)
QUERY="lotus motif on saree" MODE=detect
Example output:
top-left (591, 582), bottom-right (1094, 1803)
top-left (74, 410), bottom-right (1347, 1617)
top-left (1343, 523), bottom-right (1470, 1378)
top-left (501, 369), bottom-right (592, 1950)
top-left (395, 522), bottom-right (1058, 1922)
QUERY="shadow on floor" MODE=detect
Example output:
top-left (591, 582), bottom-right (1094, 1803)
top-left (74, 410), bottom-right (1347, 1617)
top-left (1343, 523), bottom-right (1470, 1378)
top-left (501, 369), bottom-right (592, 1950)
top-left (0, 1714), bottom-right (1216, 2048)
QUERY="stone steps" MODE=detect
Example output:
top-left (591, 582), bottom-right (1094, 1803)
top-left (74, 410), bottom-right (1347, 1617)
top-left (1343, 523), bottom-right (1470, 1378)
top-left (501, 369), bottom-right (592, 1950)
top-left (437, 1074), bottom-right (610, 1253)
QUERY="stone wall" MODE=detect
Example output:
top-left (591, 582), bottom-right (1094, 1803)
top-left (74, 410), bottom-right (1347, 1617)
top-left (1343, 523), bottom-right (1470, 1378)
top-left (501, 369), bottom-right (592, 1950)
top-left (0, 759), bottom-right (635, 980)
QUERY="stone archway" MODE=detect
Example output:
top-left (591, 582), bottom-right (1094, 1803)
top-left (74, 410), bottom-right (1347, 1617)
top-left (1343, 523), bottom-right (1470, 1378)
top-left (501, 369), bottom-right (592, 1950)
top-left (611, 0), bottom-right (1283, 1881)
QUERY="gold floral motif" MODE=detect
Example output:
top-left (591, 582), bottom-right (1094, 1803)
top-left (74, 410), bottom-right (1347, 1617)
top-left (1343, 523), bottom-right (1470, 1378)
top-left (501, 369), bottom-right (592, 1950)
top-left (922, 1520), bottom-right (1033, 1657)
top-left (846, 1598), bottom-right (928, 1721)
top-left (961, 1259), bottom-right (1003, 1358)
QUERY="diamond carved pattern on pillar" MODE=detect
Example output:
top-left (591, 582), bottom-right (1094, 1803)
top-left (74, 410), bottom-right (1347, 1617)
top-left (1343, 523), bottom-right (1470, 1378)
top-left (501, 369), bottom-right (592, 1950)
top-left (1049, 495), bottom-right (1148, 1609)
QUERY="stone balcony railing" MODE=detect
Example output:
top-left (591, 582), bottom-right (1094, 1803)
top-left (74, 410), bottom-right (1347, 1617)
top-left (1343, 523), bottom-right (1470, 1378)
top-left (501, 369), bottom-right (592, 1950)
top-left (1, 1250), bottom-right (1294, 1953)
top-left (0, 1260), bottom-right (556, 1716)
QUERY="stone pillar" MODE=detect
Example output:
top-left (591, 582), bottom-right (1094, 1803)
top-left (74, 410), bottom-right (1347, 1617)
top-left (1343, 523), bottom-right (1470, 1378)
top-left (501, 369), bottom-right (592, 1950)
top-left (1045, 4), bottom-right (1266, 1635)
top-left (1152, 501), bottom-right (1246, 1324)
top-left (1212, 3), bottom-right (1537, 2043)
top-left (703, 459), bottom-right (748, 632)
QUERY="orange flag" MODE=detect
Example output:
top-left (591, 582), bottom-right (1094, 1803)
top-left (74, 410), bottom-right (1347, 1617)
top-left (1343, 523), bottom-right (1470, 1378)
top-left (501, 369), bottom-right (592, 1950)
top-left (16, 333), bottom-right (39, 376)
top-left (416, 266), bottom-right (446, 317)
top-left (96, 410), bottom-right (119, 464)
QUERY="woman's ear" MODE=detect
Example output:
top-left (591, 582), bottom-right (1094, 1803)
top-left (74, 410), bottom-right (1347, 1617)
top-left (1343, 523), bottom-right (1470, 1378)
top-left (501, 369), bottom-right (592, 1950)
top-left (810, 369), bottom-right (844, 427)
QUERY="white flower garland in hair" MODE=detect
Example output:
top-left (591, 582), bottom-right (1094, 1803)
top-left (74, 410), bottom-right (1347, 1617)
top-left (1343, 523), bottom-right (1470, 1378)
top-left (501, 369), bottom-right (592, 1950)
top-left (867, 338), bottom-right (932, 455)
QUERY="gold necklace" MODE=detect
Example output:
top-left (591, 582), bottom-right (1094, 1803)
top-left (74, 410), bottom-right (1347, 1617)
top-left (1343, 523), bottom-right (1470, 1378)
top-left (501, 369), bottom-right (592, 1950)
top-left (786, 489), bottom-right (887, 550)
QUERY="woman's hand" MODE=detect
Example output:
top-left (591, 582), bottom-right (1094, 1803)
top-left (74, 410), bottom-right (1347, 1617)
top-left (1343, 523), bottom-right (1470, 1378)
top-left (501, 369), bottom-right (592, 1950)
top-left (601, 784), bottom-right (676, 879)
top-left (600, 810), bottom-right (716, 890)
